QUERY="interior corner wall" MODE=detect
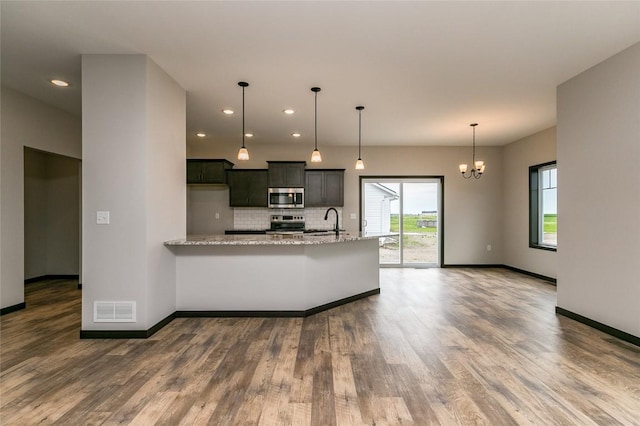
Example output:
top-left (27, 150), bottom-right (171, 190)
top-left (557, 42), bottom-right (640, 337)
top-left (81, 54), bottom-right (185, 331)
top-left (502, 127), bottom-right (557, 278)
top-left (145, 57), bottom-right (186, 327)
top-left (24, 149), bottom-right (49, 279)
top-left (0, 87), bottom-right (81, 310)
top-left (187, 142), bottom-right (504, 265)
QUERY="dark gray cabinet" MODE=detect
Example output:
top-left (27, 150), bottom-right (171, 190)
top-left (187, 159), bottom-right (234, 184)
top-left (267, 161), bottom-right (306, 188)
top-left (227, 169), bottom-right (268, 207)
top-left (305, 169), bottom-right (345, 207)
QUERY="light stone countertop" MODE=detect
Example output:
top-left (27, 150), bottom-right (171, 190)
top-left (164, 232), bottom-right (388, 246)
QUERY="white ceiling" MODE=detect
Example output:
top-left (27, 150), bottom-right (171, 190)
top-left (2, 1), bottom-right (639, 148)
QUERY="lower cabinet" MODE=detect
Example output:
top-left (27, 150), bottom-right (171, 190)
top-left (227, 169), bottom-right (268, 207)
top-left (305, 169), bottom-right (344, 207)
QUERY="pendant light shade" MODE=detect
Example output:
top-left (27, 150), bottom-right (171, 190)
top-left (459, 123), bottom-right (485, 179)
top-left (355, 106), bottom-right (365, 170)
top-left (237, 81), bottom-right (249, 160)
top-left (311, 87), bottom-right (322, 162)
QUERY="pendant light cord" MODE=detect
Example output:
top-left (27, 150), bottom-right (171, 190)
top-left (242, 85), bottom-right (246, 149)
top-left (314, 90), bottom-right (318, 150)
top-left (358, 109), bottom-right (362, 158)
top-left (469, 123), bottom-right (478, 166)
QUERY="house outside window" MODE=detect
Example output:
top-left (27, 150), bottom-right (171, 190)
top-left (529, 161), bottom-right (557, 251)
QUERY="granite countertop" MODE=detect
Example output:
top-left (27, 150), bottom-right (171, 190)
top-left (164, 232), bottom-right (384, 246)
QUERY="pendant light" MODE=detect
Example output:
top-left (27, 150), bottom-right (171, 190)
top-left (310, 87), bottom-right (322, 162)
top-left (459, 123), bottom-right (485, 179)
top-left (237, 81), bottom-right (250, 160)
top-left (355, 106), bottom-right (365, 170)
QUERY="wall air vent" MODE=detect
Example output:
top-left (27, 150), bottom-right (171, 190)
top-left (94, 301), bottom-right (136, 322)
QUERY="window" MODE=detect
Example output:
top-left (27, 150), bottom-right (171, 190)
top-left (529, 161), bottom-right (557, 250)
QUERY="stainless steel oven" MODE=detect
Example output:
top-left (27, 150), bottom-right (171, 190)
top-left (268, 187), bottom-right (304, 209)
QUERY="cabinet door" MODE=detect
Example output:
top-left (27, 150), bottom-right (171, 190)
top-left (305, 171), bottom-right (324, 207)
top-left (187, 159), bottom-right (233, 184)
top-left (228, 172), bottom-right (250, 206)
top-left (247, 171), bottom-right (268, 206)
top-left (229, 170), bottom-right (268, 207)
top-left (268, 162), bottom-right (305, 187)
top-left (186, 161), bottom-right (203, 183)
top-left (285, 163), bottom-right (305, 187)
top-left (268, 163), bottom-right (288, 187)
top-left (323, 171), bottom-right (344, 206)
top-left (201, 162), bottom-right (226, 183)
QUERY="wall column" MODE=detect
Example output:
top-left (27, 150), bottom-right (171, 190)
top-left (81, 54), bottom-right (185, 332)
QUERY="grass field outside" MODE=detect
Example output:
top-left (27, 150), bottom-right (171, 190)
top-left (544, 214), bottom-right (557, 233)
top-left (389, 214), bottom-right (437, 233)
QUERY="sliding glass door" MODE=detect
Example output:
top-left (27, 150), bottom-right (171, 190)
top-left (361, 178), bottom-right (442, 267)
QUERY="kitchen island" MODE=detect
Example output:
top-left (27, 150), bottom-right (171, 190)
top-left (165, 233), bottom-right (380, 315)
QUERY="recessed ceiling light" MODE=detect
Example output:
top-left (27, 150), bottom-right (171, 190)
top-left (292, 133), bottom-right (301, 138)
top-left (222, 109), bottom-right (234, 115)
top-left (50, 79), bottom-right (70, 87)
top-left (245, 133), bottom-right (253, 138)
top-left (196, 132), bottom-right (206, 138)
top-left (283, 109), bottom-right (295, 115)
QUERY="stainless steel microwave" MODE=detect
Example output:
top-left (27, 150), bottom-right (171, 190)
top-left (268, 188), bottom-right (304, 209)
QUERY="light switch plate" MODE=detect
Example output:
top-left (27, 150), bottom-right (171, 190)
top-left (350, 213), bottom-right (357, 220)
top-left (97, 211), bottom-right (110, 225)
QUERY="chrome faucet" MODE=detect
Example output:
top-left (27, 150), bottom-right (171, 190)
top-left (324, 207), bottom-right (339, 237)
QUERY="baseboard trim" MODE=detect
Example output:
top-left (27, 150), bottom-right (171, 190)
top-left (305, 288), bottom-right (381, 316)
top-left (77, 283), bottom-right (82, 290)
top-left (502, 265), bottom-right (556, 284)
top-left (442, 264), bottom-right (556, 284)
top-left (25, 274), bottom-right (80, 284)
top-left (80, 289), bottom-right (380, 338)
top-left (442, 264), bottom-right (504, 268)
top-left (176, 310), bottom-right (305, 318)
top-left (556, 307), bottom-right (640, 347)
top-left (177, 288), bottom-right (381, 319)
top-left (79, 312), bottom-right (176, 339)
top-left (0, 302), bottom-right (26, 316)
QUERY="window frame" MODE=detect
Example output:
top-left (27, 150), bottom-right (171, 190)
top-left (529, 161), bottom-right (557, 251)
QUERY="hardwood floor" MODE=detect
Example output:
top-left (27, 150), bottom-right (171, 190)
top-left (1, 269), bottom-right (639, 425)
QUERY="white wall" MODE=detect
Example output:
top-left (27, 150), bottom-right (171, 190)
top-left (24, 149), bottom-right (80, 279)
top-left (502, 127), bottom-right (557, 278)
top-left (145, 57), bottom-right (186, 327)
top-left (45, 154), bottom-right (81, 275)
top-left (188, 142), bottom-right (504, 265)
top-left (187, 186), bottom-right (234, 234)
top-left (24, 150), bottom-right (48, 279)
top-left (1, 87), bottom-right (81, 310)
top-left (557, 42), bottom-right (640, 337)
top-left (81, 55), bottom-right (185, 330)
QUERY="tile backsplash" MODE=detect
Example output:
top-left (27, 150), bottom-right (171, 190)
top-left (233, 207), bottom-right (343, 230)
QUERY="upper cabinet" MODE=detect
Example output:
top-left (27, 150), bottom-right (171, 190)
top-left (305, 169), bottom-right (345, 207)
top-left (227, 169), bottom-right (268, 207)
top-left (187, 159), bottom-right (234, 184)
top-left (267, 161), bottom-right (306, 188)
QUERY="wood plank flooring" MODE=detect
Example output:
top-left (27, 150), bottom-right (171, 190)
top-left (1, 269), bottom-right (639, 425)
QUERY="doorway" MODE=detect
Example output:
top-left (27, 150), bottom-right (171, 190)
top-left (360, 177), bottom-right (443, 267)
top-left (24, 147), bottom-right (81, 282)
